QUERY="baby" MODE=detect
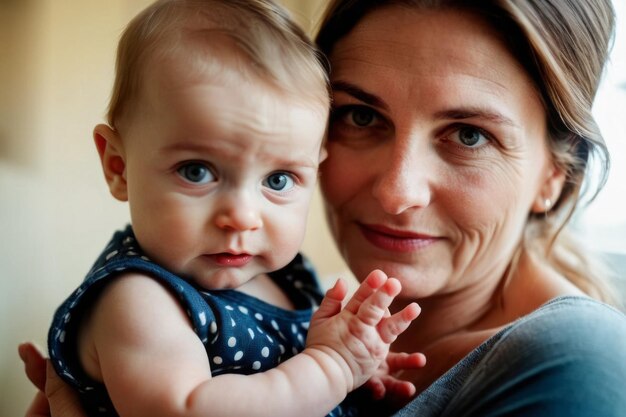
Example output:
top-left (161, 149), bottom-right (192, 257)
top-left (48, 1), bottom-right (423, 416)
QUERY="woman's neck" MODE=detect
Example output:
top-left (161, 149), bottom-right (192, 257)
top-left (392, 249), bottom-right (584, 352)
top-left (389, 250), bottom-right (584, 393)
top-left (393, 275), bottom-right (502, 352)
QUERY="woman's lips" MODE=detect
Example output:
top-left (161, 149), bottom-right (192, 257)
top-left (358, 223), bottom-right (440, 252)
top-left (207, 253), bottom-right (253, 267)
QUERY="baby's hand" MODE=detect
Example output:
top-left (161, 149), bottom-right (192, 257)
top-left (305, 270), bottom-right (420, 392)
top-left (365, 351), bottom-right (426, 407)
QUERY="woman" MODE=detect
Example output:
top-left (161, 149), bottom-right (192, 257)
top-left (20, 0), bottom-right (626, 416)
top-left (314, 1), bottom-right (626, 415)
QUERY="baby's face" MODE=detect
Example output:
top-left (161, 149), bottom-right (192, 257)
top-left (120, 63), bottom-right (328, 290)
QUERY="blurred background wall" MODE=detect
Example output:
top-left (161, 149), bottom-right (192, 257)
top-left (0, 1), bottom-right (349, 415)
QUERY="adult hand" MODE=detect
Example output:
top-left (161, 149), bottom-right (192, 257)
top-left (18, 342), bottom-right (86, 417)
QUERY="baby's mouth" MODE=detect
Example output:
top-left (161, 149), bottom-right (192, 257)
top-left (206, 253), bottom-right (253, 267)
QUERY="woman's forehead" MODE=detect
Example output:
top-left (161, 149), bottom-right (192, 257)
top-left (328, 6), bottom-right (532, 96)
top-left (331, 6), bottom-right (505, 67)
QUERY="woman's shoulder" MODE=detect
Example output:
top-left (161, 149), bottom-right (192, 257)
top-left (493, 296), bottom-right (626, 359)
top-left (536, 294), bottom-right (623, 313)
top-left (430, 297), bottom-right (626, 416)
top-left (506, 295), bottom-right (625, 338)
top-left (393, 297), bottom-right (626, 417)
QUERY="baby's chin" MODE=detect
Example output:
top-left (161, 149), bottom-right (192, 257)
top-left (186, 268), bottom-right (256, 291)
top-left (180, 257), bottom-right (274, 291)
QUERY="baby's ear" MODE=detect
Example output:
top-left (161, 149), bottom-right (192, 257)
top-left (93, 124), bottom-right (128, 202)
top-left (319, 145), bottom-right (328, 164)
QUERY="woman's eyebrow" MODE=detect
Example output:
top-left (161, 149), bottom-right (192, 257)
top-left (331, 80), bottom-right (389, 111)
top-left (434, 108), bottom-right (519, 128)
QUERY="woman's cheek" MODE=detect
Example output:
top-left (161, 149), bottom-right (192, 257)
top-left (320, 148), bottom-right (364, 206)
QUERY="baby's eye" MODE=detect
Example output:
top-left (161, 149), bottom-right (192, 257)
top-left (452, 126), bottom-right (490, 147)
top-left (263, 172), bottom-right (295, 191)
top-left (177, 162), bottom-right (215, 184)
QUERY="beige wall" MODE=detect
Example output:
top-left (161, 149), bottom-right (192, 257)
top-left (0, 1), bottom-right (350, 415)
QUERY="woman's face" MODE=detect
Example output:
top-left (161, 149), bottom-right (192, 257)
top-left (321, 6), bottom-right (559, 301)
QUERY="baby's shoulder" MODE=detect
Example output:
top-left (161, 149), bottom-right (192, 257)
top-left (84, 272), bottom-right (193, 345)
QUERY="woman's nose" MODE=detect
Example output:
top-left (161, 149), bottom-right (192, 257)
top-left (215, 194), bottom-right (263, 231)
top-left (371, 141), bottom-right (432, 215)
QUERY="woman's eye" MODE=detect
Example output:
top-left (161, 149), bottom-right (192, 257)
top-left (177, 163), bottom-right (215, 184)
top-left (452, 126), bottom-right (489, 147)
top-left (263, 172), bottom-right (294, 191)
top-left (331, 105), bottom-right (380, 129)
top-left (349, 107), bottom-right (377, 127)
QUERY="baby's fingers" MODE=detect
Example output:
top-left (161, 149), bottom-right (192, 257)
top-left (312, 279), bottom-right (347, 322)
top-left (376, 375), bottom-right (417, 403)
top-left (364, 377), bottom-right (387, 400)
top-left (356, 277), bottom-right (401, 326)
top-left (378, 302), bottom-right (421, 344)
top-left (344, 269), bottom-right (387, 314)
top-left (386, 351), bottom-right (427, 372)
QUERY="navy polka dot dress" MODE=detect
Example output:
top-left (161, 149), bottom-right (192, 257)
top-left (48, 225), bottom-right (355, 416)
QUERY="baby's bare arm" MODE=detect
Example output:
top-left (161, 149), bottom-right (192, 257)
top-left (82, 274), bottom-right (214, 416)
top-left (186, 271), bottom-right (421, 415)
top-left (82, 271), bottom-right (419, 417)
top-left (82, 274), bottom-right (345, 417)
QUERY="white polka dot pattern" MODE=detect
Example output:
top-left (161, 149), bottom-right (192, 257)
top-left (47, 226), bottom-right (337, 416)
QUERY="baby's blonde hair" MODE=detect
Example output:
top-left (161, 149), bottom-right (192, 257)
top-left (107, 0), bottom-right (329, 131)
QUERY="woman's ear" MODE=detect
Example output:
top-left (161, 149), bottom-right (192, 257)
top-left (93, 124), bottom-right (128, 202)
top-left (531, 162), bottom-right (566, 213)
